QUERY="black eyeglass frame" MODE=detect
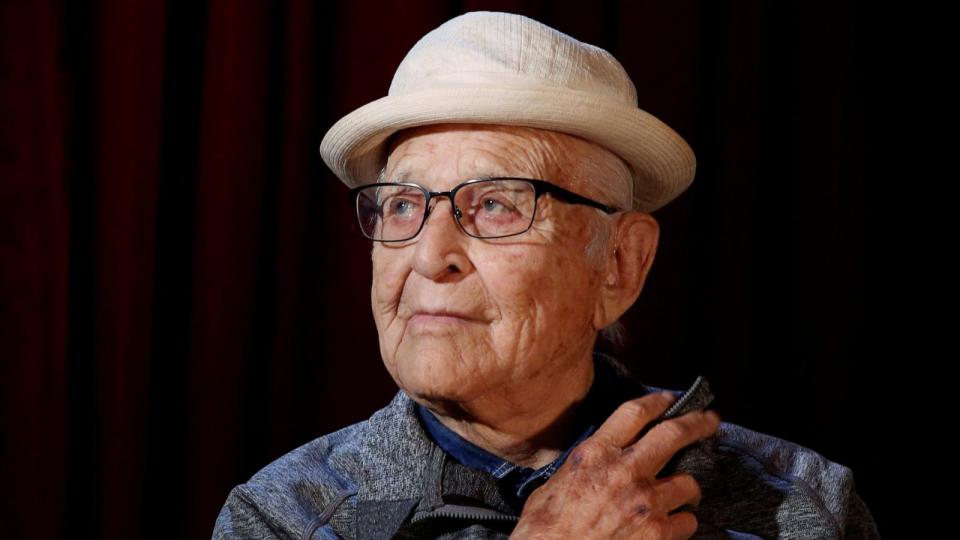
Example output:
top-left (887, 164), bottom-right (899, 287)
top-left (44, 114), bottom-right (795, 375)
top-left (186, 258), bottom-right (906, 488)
top-left (348, 176), bottom-right (621, 243)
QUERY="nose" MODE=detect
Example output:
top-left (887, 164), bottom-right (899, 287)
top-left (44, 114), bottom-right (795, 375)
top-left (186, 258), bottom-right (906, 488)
top-left (411, 195), bottom-right (473, 280)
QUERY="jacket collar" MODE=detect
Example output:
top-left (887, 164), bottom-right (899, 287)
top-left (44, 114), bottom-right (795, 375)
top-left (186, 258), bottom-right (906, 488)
top-left (352, 351), bottom-right (663, 538)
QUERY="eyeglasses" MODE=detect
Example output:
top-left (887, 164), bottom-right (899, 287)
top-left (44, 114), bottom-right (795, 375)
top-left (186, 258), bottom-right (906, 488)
top-left (348, 177), bottom-right (620, 242)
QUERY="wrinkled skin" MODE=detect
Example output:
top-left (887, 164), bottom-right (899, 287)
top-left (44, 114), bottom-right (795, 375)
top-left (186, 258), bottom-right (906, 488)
top-left (510, 392), bottom-right (721, 539)
top-left (369, 123), bottom-right (719, 537)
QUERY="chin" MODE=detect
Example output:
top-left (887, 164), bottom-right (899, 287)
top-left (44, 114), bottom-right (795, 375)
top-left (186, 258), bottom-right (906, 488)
top-left (389, 352), bottom-right (484, 403)
top-left (402, 382), bottom-right (479, 422)
top-left (397, 368), bottom-right (476, 402)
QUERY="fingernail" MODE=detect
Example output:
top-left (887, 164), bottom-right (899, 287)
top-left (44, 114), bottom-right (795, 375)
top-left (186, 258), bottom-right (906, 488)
top-left (661, 391), bottom-right (676, 401)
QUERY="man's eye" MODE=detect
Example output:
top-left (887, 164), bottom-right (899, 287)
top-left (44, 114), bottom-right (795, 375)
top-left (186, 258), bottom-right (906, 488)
top-left (483, 198), bottom-right (504, 212)
top-left (385, 197), bottom-right (418, 217)
top-left (479, 196), bottom-right (516, 214)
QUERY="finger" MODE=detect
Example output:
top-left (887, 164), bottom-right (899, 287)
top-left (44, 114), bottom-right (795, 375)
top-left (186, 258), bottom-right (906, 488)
top-left (666, 510), bottom-right (699, 540)
top-left (656, 473), bottom-right (703, 511)
top-left (626, 409), bottom-right (721, 475)
top-left (591, 391), bottom-right (677, 449)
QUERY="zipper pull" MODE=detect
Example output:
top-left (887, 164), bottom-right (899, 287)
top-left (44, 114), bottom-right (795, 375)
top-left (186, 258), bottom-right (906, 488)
top-left (661, 375), bottom-right (714, 421)
top-left (636, 376), bottom-right (715, 441)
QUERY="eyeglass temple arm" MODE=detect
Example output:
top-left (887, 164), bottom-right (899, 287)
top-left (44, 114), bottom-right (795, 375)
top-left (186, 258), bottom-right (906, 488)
top-left (530, 180), bottom-right (620, 214)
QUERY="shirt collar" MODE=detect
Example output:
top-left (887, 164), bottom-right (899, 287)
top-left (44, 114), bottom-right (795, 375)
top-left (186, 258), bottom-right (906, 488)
top-left (415, 401), bottom-right (597, 502)
top-left (413, 351), bottom-right (630, 502)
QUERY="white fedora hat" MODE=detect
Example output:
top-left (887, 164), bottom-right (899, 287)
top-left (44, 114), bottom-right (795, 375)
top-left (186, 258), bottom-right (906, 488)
top-left (319, 10), bottom-right (696, 213)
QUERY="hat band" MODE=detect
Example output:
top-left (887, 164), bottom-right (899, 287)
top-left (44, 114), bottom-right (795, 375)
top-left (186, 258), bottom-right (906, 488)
top-left (390, 70), bottom-right (634, 106)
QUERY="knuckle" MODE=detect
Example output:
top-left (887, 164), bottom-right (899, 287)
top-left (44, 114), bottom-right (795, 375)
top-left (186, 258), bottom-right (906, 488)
top-left (684, 410), bottom-right (717, 433)
top-left (624, 392), bottom-right (672, 414)
top-left (663, 472), bottom-right (700, 491)
top-left (641, 516), bottom-right (672, 536)
top-left (569, 441), bottom-right (603, 465)
top-left (657, 419), bottom-right (691, 440)
top-left (651, 391), bottom-right (676, 406)
top-left (660, 472), bottom-right (702, 507)
top-left (634, 488), bottom-right (657, 508)
top-left (628, 475), bottom-right (658, 496)
top-left (693, 411), bottom-right (721, 440)
top-left (618, 399), bottom-right (654, 419)
top-left (606, 463), bottom-right (634, 487)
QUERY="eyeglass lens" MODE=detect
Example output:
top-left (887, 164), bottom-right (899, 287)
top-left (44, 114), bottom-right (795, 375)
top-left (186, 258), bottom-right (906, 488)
top-left (355, 179), bottom-right (537, 241)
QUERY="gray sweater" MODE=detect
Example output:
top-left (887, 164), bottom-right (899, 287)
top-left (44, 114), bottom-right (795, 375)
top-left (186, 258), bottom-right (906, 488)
top-left (212, 353), bottom-right (881, 539)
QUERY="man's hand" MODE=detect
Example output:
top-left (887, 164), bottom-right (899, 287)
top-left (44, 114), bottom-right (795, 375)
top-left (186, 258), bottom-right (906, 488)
top-left (510, 391), bottom-right (721, 539)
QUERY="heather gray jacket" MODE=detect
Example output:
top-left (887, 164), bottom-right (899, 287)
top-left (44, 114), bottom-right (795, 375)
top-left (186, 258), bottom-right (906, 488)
top-left (212, 353), bottom-right (880, 539)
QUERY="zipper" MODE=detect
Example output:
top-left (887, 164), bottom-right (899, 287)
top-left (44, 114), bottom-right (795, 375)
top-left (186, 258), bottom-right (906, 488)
top-left (408, 503), bottom-right (519, 524)
top-left (661, 375), bottom-right (714, 420)
top-left (636, 375), bottom-right (715, 441)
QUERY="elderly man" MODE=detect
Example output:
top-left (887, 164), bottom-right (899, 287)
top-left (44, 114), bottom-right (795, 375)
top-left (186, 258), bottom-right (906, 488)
top-left (213, 11), bottom-right (879, 539)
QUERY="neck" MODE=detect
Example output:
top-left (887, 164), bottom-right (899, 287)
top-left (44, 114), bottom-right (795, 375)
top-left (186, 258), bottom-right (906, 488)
top-left (419, 351), bottom-right (596, 470)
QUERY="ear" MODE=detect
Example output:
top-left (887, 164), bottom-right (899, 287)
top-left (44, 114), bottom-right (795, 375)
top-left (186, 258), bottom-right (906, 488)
top-left (592, 211), bottom-right (659, 331)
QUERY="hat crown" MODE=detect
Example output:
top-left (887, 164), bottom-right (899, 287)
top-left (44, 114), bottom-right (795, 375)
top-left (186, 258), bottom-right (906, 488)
top-left (389, 11), bottom-right (638, 107)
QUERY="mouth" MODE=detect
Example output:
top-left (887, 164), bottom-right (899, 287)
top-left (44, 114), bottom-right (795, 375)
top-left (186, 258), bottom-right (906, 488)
top-left (409, 310), bottom-right (481, 327)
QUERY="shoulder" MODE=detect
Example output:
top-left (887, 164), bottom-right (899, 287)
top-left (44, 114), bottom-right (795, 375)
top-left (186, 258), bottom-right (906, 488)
top-left (213, 390), bottom-right (418, 539)
top-left (714, 421), bottom-right (855, 515)
top-left (592, 358), bottom-right (879, 538)
top-left (681, 419), bottom-right (880, 539)
top-left (212, 421), bottom-right (366, 539)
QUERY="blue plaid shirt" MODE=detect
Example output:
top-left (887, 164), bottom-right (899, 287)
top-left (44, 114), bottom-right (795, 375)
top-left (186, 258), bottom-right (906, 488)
top-left (415, 402), bottom-right (597, 508)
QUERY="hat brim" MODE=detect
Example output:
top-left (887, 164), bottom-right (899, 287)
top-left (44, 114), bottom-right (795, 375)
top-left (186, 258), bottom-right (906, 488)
top-left (319, 83), bottom-right (695, 213)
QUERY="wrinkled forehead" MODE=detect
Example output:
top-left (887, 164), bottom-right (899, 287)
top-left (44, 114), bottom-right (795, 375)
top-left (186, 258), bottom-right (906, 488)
top-left (382, 123), bottom-right (573, 187)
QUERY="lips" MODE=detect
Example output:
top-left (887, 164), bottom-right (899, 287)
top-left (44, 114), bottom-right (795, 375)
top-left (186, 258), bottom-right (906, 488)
top-left (412, 310), bottom-right (476, 320)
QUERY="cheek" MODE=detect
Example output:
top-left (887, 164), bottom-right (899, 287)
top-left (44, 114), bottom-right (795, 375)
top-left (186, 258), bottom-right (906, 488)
top-left (370, 250), bottom-right (408, 320)
top-left (553, 218), bottom-right (601, 293)
top-left (484, 250), bottom-right (543, 306)
top-left (545, 253), bottom-right (597, 312)
top-left (486, 245), bottom-right (595, 319)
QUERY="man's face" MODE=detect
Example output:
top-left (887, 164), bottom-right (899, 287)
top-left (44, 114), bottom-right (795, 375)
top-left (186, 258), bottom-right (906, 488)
top-left (371, 123), bottom-right (609, 410)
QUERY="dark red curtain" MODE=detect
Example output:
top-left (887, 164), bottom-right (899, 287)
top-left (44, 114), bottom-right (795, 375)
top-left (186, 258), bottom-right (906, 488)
top-left (1, 1), bottom-right (894, 538)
